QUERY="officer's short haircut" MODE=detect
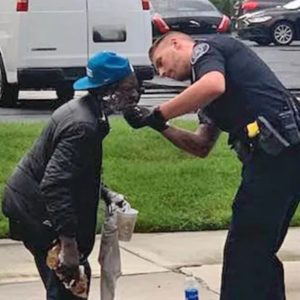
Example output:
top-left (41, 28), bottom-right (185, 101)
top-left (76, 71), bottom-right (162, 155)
top-left (148, 31), bottom-right (193, 63)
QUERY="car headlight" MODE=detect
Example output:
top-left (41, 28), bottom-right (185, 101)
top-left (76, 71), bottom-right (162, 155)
top-left (248, 16), bottom-right (272, 23)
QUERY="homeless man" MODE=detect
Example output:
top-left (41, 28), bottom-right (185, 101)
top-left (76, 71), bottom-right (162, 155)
top-left (2, 51), bottom-right (140, 300)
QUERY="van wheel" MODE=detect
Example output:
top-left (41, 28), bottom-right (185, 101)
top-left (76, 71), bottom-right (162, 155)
top-left (0, 59), bottom-right (19, 107)
top-left (56, 84), bottom-right (75, 104)
top-left (138, 80), bottom-right (145, 94)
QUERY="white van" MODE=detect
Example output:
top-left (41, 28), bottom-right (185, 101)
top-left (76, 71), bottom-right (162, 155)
top-left (0, 0), bottom-right (154, 107)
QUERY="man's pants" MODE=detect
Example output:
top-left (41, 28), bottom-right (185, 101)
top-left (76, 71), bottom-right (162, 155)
top-left (24, 242), bottom-right (91, 300)
top-left (220, 146), bottom-right (300, 300)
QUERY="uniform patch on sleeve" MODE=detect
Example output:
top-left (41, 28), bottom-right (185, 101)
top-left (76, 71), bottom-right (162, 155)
top-left (191, 43), bottom-right (210, 65)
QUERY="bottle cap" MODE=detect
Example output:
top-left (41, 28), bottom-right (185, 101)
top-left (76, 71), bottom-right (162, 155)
top-left (185, 288), bottom-right (199, 300)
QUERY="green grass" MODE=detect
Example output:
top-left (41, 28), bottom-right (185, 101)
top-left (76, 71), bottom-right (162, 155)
top-left (1, 118), bottom-right (300, 238)
top-left (0, 122), bottom-right (45, 237)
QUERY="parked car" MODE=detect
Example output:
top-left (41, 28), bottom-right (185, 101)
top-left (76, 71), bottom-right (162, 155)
top-left (151, 0), bottom-right (231, 39)
top-left (151, 11), bottom-right (171, 38)
top-left (237, 0), bottom-right (300, 45)
top-left (232, 0), bottom-right (290, 20)
top-left (0, 0), bottom-right (154, 107)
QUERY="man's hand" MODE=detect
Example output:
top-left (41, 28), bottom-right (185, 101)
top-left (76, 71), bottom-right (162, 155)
top-left (57, 236), bottom-right (80, 283)
top-left (123, 105), bottom-right (169, 132)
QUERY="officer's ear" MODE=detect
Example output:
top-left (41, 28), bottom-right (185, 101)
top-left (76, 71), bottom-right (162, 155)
top-left (170, 37), bottom-right (181, 50)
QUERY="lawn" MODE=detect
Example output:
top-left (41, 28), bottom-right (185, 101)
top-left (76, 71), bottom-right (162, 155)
top-left (1, 118), bottom-right (300, 238)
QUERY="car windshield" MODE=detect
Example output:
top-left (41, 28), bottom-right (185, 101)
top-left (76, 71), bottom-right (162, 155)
top-left (284, 0), bottom-right (300, 9)
top-left (150, 0), bottom-right (218, 13)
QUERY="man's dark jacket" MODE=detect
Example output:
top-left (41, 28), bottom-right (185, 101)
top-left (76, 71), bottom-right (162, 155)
top-left (2, 94), bottom-right (109, 255)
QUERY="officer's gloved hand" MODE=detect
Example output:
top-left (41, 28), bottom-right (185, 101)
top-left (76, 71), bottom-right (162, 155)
top-left (123, 105), bottom-right (169, 132)
top-left (57, 236), bottom-right (80, 283)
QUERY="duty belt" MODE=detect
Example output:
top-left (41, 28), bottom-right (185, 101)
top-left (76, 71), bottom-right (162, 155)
top-left (232, 107), bottom-right (300, 162)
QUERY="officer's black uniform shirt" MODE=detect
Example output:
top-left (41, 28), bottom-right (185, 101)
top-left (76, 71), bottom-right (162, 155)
top-left (192, 35), bottom-right (291, 139)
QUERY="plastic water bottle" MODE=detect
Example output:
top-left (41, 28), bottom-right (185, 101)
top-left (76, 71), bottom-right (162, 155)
top-left (184, 274), bottom-right (199, 300)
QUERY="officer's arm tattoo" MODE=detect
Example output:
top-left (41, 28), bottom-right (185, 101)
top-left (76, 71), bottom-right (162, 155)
top-left (162, 123), bottom-right (220, 158)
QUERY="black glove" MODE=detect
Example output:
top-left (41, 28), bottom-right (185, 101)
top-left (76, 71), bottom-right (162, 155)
top-left (57, 236), bottom-right (80, 283)
top-left (123, 105), bottom-right (169, 132)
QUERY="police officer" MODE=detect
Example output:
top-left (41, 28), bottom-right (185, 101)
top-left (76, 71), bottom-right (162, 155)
top-left (123, 31), bottom-right (300, 300)
top-left (2, 51), bottom-right (140, 300)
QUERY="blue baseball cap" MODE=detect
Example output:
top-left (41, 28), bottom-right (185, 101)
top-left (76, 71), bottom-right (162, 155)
top-left (73, 51), bottom-right (133, 90)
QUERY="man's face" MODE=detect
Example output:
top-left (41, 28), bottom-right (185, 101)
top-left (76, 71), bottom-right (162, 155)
top-left (152, 39), bottom-right (191, 81)
top-left (103, 73), bottom-right (140, 114)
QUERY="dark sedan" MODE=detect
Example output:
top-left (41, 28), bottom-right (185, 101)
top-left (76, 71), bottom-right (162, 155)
top-left (233, 0), bottom-right (289, 19)
top-left (151, 0), bottom-right (231, 39)
top-left (237, 0), bottom-right (300, 45)
top-left (232, 0), bottom-right (289, 29)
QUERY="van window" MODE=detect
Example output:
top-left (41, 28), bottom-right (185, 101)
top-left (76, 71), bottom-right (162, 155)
top-left (93, 25), bottom-right (127, 42)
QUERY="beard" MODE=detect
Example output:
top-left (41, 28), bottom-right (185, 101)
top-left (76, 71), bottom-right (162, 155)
top-left (101, 73), bottom-right (141, 115)
top-left (102, 89), bottom-right (141, 115)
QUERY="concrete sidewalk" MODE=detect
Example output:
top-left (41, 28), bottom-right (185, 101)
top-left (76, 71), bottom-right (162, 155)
top-left (0, 228), bottom-right (300, 299)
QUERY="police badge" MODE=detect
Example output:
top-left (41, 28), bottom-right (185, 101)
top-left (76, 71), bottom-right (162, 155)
top-left (191, 43), bottom-right (210, 65)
